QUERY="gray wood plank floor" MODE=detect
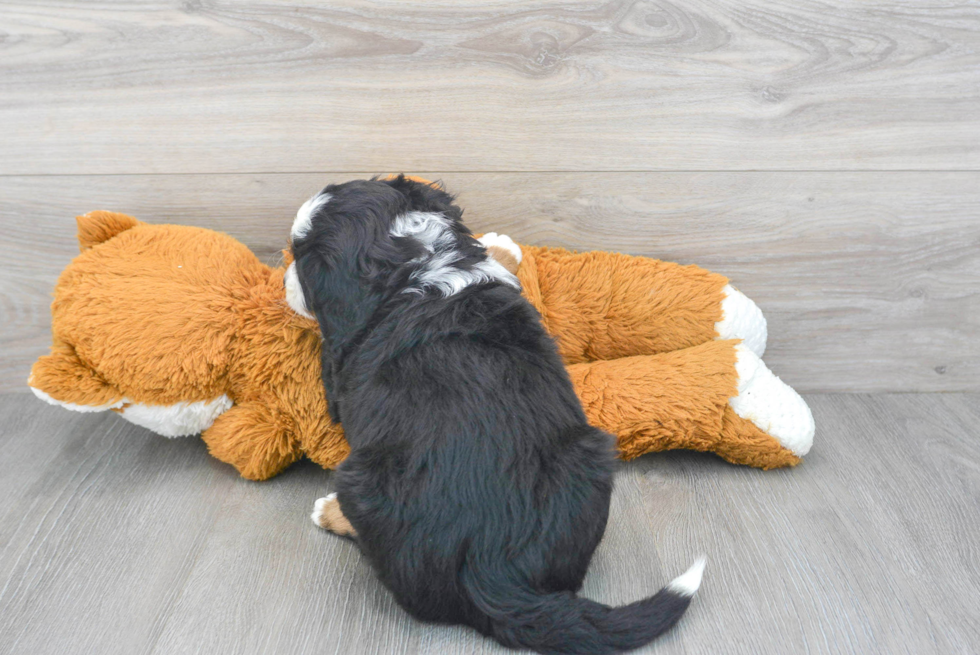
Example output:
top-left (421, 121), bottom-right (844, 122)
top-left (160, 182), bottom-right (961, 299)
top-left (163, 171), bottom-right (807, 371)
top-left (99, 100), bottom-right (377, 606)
top-left (2, 393), bottom-right (977, 654)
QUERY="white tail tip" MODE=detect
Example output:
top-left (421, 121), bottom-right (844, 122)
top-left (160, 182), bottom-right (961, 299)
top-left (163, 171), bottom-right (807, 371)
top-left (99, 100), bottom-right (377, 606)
top-left (667, 557), bottom-right (706, 597)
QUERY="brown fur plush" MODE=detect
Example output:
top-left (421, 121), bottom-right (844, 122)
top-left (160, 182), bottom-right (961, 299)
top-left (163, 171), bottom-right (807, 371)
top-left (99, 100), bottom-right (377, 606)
top-left (29, 210), bottom-right (803, 481)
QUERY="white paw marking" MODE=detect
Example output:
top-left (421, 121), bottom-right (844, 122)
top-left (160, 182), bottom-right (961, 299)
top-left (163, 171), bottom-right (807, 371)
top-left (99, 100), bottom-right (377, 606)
top-left (311, 494), bottom-right (335, 528)
top-left (477, 232), bottom-right (523, 266)
top-left (715, 284), bottom-right (767, 357)
top-left (284, 261), bottom-right (315, 319)
top-left (729, 345), bottom-right (814, 456)
top-left (667, 557), bottom-right (707, 597)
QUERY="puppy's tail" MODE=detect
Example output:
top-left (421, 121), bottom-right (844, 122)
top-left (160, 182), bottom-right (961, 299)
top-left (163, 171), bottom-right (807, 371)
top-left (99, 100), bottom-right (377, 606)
top-left (470, 558), bottom-right (705, 655)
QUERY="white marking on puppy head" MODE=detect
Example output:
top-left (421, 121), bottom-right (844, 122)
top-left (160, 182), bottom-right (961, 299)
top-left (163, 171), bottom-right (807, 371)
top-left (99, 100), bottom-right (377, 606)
top-left (390, 211), bottom-right (455, 250)
top-left (292, 193), bottom-right (332, 241)
top-left (389, 212), bottom-right (520, 297)
top-left (284, 261), bottom-right (315, 319)
top-left (412, 256), bottom-right (519, 297)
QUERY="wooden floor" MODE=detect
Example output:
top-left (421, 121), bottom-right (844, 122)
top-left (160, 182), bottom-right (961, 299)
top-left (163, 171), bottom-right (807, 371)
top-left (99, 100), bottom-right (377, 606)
top-left (1, 393), bottom-right (978, 654)
top-left (3, 1), bottom-right (979, 653)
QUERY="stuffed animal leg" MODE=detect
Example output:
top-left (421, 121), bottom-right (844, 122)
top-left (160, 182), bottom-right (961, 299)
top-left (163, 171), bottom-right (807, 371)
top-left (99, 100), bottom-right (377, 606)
top-left (511, 242), bottom-right (768, 362)
top-left (202, 400), bottom-right (301, 481)
top-left (567, 341), bottom-right (808, 469)
top-left (482, 237), bottom-right (814, 466)
top-left (29, 336), bottom-right (125, 411)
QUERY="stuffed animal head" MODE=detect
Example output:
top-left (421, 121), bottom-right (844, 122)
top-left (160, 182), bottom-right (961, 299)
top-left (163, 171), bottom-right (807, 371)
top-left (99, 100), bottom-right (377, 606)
top-left (28, 189), bottom-right (523, 445)
top-left (28, 211), bottom-right (307, 437)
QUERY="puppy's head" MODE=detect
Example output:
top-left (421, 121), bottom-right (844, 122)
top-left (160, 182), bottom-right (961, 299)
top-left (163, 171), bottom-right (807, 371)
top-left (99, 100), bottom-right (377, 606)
top-left (285, 176), bottom-right (518, 346)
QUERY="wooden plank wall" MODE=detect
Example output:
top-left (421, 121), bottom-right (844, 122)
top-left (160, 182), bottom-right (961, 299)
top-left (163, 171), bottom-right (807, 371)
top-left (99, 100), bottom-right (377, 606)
top-left (1, 1), bottom-right (978, 393)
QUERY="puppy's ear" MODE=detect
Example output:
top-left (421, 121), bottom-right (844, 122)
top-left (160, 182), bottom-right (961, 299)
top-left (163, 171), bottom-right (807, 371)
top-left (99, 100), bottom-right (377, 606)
top-left (293, 240), bottom-right (374, 355)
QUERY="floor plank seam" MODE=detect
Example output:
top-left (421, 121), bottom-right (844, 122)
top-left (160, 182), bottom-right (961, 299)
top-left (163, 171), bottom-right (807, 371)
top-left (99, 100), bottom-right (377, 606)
top-left (2, 170), bottom-right (979, 178)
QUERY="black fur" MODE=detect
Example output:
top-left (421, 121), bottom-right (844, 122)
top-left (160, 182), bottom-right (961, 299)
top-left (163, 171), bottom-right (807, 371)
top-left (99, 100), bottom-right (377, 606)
top-left (292, 176), bottom-right (695, 654)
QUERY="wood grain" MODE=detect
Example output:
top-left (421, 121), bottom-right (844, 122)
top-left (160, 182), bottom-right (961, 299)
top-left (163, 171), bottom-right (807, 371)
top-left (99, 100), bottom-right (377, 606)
top-left (0, 1), bottom-right (978, 174)
top-left (2, 393), bottom-right (978, 654)
top-left (2, 2), bottom-right (976, 652)
top-left (2, 171), bottom-right (977, 394)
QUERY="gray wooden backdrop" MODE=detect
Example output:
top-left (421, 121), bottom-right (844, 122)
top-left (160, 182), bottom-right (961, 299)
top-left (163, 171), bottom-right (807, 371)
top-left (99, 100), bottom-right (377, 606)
top-left (1, 1), bottom-right (978, 394)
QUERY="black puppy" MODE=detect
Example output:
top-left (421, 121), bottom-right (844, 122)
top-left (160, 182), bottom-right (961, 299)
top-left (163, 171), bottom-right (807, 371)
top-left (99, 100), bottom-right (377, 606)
top-left (289, 176), bottom-right (704, 654)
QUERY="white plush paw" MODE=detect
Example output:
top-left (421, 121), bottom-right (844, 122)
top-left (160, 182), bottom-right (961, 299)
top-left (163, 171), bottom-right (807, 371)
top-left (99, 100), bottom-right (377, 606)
top-left (478, 232), bottom-right (522, 266)
top-left (29, 386), bottom-right (125, 413)
top-left (311, 493), bottom-right (335, 528)
top-left (715, 284), bottom-right (767, 357)
top-left (729, 345), bottom-right (814, 456)
top-left (118, 395), bottom-right (233, 438)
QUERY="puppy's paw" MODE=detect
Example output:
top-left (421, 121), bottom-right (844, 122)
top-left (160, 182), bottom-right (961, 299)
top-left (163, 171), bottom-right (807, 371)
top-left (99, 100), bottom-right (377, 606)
top-left (478, 232), bottom-right (522, 274)
top-left (729, 345), bottom-right (814, 457)
top-left (311, 493), bottom-right (336, 529)
top-left (311, 493), bottom-right (357, 537)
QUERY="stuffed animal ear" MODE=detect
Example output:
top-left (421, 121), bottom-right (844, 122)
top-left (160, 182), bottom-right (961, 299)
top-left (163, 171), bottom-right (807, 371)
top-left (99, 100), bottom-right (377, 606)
top-left (76, 211), bottom-right (143, 252)
top-left (281, 248), bottom-right (294, 266)
top-left (382, 173), bottom-right (441, 188)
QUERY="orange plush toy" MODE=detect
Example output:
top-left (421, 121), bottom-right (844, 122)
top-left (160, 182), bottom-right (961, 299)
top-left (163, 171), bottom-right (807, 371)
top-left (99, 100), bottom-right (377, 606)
top-left (29, 192), bottom-right (813, 481)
